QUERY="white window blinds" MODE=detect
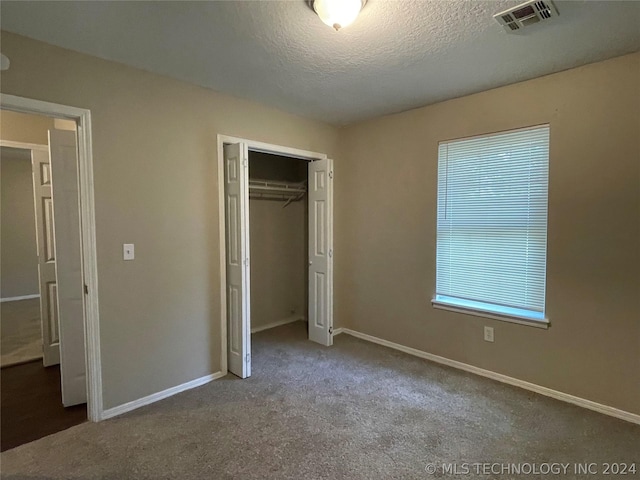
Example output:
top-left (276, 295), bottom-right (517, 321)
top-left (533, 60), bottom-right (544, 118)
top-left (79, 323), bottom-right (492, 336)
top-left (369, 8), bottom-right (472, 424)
top-left (435, 125), bottom-right (550, 322)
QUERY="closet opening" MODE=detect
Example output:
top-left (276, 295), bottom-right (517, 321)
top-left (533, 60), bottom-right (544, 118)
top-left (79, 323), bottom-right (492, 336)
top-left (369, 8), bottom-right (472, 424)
top-left (218, 136), bottom-right (333, 379)
top-left (248, 151), bottom-right (309, 337)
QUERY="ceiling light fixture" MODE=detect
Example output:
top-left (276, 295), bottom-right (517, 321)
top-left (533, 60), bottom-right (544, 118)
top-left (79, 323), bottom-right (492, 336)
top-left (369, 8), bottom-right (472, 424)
top-left (310, 0), bottom-right (367, 31)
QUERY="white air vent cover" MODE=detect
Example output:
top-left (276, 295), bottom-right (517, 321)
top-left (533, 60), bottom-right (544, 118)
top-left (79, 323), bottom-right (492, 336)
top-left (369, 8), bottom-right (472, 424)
top-left (494, 0), bottom-right (559, 32)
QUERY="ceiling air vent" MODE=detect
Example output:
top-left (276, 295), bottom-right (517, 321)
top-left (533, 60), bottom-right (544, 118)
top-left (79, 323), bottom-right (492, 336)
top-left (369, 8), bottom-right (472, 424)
top-left (494, 0), bottom-right (559, 32)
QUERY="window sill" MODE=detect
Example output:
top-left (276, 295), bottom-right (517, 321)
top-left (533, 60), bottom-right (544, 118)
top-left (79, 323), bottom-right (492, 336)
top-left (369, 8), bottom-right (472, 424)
top-left (431, 299), bottom-right (550, 329)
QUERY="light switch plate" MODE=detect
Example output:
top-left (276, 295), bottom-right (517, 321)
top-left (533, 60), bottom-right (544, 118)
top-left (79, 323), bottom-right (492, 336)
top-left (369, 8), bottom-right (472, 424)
top-left (484, 326), bottom-right (494, 343)
top-left (123, 243), bottom-right (135, 261)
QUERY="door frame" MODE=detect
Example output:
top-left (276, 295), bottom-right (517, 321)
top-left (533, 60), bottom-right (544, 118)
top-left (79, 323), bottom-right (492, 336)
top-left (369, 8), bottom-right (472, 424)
top-left (1, 93), bottom-right (103, 422)
top-left (216, 134), bottom-right (330, 375)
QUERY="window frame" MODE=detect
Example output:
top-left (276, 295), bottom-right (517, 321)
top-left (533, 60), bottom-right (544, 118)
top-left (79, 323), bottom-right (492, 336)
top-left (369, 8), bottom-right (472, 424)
top-left (431, 125), bottom-right (550, 329)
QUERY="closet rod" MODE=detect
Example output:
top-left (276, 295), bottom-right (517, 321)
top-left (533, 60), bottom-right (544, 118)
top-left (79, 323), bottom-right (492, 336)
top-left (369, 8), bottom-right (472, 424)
top-left (248, 179), bottom-right (307, 208)
top-left (249, 184), bottom-right (306, 195)
top-left (248, 190), bottom-right (306, 208)
top-left (248, 179), bottom-right (307, 195)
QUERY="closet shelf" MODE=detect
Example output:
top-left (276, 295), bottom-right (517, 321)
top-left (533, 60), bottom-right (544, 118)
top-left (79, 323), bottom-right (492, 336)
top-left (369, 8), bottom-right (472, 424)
top-left (249, 179), bottom-right (306, 194)
top-left (249, 179), bottom-right (307, 208)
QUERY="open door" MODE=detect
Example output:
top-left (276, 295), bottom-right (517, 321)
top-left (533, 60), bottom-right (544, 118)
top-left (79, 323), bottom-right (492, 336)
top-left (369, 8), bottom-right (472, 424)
top-left (49, 129), bottom-right (87, 407)
top-left (308, 158), bottom-right (333, 346)
top-left (32, 149), bottom-right (61, 367)
top-left (224, 143), bottom-right (251, 378)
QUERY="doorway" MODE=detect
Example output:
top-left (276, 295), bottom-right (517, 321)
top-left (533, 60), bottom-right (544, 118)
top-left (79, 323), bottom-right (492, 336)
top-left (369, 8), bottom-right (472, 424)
top-left (0, 94), bottom-right (102, 429)
top-left (218, 135), bottom-right (334, 379)
top-left (1, 144), bottom-right (43, 368)
top-left (0, 112), bottom-right (88, 449)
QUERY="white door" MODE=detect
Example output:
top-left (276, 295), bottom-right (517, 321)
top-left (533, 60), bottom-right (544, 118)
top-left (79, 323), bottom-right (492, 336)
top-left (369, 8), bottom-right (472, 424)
top-left (308, 158), bottom-right (333, 346)
top-left (49, 129), bottom-right (87, 406)
top-left (224, 143), bottom-right (251, 378)
top-left (31, 149), bottom-right (60, 367)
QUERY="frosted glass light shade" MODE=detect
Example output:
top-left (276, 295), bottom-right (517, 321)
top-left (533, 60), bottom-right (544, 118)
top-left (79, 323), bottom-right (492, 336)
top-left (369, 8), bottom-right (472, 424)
top-left (313, 0), bottom-right (364, 30)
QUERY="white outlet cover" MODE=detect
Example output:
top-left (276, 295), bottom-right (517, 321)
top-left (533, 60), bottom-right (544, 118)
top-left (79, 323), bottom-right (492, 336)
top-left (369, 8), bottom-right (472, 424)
top-left (0, 53), bottom-right (10, 71)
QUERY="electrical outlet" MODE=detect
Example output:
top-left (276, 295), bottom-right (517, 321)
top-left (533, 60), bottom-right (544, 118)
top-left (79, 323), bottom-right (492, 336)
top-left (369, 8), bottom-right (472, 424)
top-left (484, 326), bottom-right (494, 343)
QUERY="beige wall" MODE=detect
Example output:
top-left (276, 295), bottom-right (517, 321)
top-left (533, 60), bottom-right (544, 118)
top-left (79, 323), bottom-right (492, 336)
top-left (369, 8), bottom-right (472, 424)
top-left (250, 199), bottom-right (306, 329)
top-left (0, 31), bottom-right (339, 410)
top-left (1, 151), bottom-right (39, 298)
top-left (336, 52), bottom-right (640, 414)
top-left (3, 30), bottom-right (636, 417)
top-left (0, 109), bottom-right (54, 145)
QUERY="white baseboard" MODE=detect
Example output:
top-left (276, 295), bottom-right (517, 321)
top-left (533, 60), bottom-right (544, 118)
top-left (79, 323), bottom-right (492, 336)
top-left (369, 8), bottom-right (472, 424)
top-left (101, 371), bottom-right (225, 420)
top-left (0, 294), bottom-right (40, 303)
top-left (251, 316), bottom-right (305, 334)
top-left (334, 328), bottom-right (640, 425)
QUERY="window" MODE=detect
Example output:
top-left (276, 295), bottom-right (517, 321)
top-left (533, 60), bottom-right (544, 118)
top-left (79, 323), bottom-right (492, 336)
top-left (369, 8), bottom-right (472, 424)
top-left (433, 125), bottom-right (550, 325)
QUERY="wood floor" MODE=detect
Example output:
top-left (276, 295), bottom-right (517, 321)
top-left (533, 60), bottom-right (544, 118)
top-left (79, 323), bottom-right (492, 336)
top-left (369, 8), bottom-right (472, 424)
top-left (1, 360), bottom-right (86, 452)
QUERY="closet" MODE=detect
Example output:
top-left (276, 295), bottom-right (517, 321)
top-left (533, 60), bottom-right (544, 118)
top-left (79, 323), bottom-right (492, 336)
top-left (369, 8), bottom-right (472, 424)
top-left (248, 151), bottom-right (308, 334)
top-left (222, 139), bottom-right (333, 379)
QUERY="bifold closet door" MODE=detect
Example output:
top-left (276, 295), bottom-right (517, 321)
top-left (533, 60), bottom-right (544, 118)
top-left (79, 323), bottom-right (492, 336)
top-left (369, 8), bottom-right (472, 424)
top-left (308, 158), bottom-right (334, 347)
top-left (224, 143), bottom-right (251, 378)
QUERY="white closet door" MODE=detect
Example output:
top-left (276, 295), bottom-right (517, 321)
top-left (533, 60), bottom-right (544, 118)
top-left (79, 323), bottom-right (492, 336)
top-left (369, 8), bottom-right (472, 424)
top-left (31, 149), bottom-right (60, 367)
top-left (308, 158), bottom-right (333, 346)
top-left (49, 129), bottom-right (87, 406)
top-left (224, 143), bottom-right (251, 378)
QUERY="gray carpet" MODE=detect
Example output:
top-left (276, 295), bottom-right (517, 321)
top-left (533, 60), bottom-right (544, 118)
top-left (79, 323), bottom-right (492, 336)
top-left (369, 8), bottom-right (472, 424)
top-left (1, 321), bottom-right (638, 479)
top-left (1, 299), bottom-right (42, 368)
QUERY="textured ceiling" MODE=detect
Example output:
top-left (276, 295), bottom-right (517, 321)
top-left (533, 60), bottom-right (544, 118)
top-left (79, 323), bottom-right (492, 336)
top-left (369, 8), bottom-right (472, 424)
top-left (1, 1), bottom-right (639, 125)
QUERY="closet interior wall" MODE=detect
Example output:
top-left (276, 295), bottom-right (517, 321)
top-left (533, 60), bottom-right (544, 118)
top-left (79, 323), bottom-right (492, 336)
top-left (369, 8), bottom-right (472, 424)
top-left (249, 152), bottom-right (308, 331)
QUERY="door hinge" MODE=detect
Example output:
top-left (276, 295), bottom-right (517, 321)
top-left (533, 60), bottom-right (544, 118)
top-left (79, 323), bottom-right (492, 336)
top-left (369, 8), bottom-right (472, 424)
top-left (243, 159), bottom-right (248, 168)
top-left (329, 249), bottom-right (333, 258)
top-left (329, 170), bottom-right (334, 179)
top-left (84, 284), bottom-right (89, 295)
top-left (329, 326), bottom-right (334, 335)
top-left (246, 353), bottom-right (251, 363)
